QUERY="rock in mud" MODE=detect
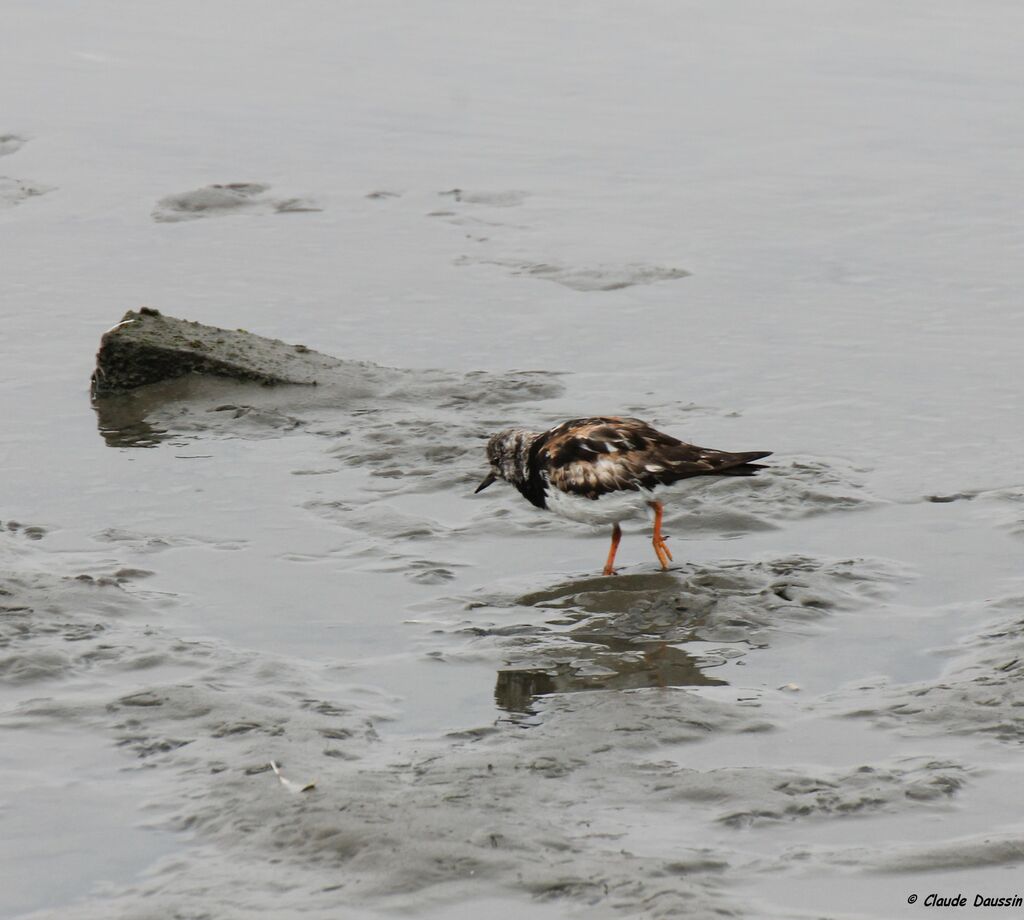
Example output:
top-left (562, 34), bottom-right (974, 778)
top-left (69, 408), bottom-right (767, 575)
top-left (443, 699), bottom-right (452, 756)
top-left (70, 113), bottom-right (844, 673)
top-left (89, 309), bottom-right (564, 447)
top-left (90, 308), bottom-right (364, 396)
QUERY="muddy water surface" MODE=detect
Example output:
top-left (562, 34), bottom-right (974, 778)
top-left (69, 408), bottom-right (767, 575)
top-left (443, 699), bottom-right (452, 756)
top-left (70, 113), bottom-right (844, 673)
top-left (4, 2), bottom-right (1024, 918)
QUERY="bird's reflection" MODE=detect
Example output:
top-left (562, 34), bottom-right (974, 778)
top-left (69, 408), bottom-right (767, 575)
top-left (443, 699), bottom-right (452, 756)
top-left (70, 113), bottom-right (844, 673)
top-left (495, 636), bottom-right (727, 713)
top-left (491, 570), bottom-right (736, 713)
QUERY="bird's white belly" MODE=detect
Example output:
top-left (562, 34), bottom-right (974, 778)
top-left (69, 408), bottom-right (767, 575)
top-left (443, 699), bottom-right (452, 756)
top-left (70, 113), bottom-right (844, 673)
top-left (544, 478), bottom-right (713, 526)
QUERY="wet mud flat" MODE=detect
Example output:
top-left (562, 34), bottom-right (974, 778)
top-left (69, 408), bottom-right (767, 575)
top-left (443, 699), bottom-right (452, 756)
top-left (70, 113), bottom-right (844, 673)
top-left (5, 2), bottom-right (1024, 915)
top-left (5, 526), bottom-right (1024, 919)
top-left (6, 322), bottom-right (1024, 919)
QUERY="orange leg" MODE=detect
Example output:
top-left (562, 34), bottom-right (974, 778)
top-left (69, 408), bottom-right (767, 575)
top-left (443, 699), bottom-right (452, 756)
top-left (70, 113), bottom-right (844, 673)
top-left (602, 523), bottom-right (622, 576)
top-left (648, 501), bottom-right (673, 569)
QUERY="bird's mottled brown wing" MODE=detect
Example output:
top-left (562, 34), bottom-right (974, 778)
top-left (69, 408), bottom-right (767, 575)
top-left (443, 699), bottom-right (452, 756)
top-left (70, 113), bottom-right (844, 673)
top-left (537, 416), bottom-right (769, 499)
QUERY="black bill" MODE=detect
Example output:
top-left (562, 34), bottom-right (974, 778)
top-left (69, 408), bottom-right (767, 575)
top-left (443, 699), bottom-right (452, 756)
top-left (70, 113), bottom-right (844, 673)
top-left (474, 471), bottom-right (498, 493)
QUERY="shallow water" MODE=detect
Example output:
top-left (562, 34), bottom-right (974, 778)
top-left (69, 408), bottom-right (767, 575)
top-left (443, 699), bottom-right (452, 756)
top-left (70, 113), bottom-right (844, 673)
top-left (3, 1), bottom-right (1024, 917)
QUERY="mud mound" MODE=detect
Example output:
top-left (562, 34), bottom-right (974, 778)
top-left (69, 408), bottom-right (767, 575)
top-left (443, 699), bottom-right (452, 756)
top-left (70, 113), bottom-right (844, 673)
top-left (841, 594), bottom-right (1024, 743)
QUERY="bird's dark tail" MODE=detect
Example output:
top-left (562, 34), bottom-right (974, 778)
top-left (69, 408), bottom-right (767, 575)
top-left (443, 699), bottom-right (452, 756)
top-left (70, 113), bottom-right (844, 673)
top-left (718, 450), bottom-right (772, 476)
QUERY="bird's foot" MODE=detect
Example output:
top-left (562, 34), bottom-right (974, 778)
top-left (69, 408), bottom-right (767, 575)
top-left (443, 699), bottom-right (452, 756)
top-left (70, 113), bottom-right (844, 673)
top-left (652, 536), bottom-right (672, 570)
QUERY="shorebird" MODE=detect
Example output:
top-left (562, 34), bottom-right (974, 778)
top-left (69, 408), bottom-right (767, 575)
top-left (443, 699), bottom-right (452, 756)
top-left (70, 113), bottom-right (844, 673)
top-left (475, 416), bottom-right (770, 575)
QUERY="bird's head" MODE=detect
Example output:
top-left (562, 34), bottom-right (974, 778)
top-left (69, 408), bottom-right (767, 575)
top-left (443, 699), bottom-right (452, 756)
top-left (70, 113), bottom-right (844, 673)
top-left (475, 428), bottom-right (536, 493)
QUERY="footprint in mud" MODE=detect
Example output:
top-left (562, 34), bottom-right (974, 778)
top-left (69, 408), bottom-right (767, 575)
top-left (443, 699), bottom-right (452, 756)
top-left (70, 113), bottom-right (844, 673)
top-left (0, 135), bottom-right (52, 209)
top-left (152, 182), bottom-right (322, 222)
top-left (2, 520), bottom-right (47, 541)
top-left (455, 255), bottom-right (690, 292)
top-left (0, 176), bottom-right (52, 209)
top-left (0, 133), bottom-right (28, 157)
top-left (430, 187), bottom-right (690, 291)
top-left (439, 188), bottom-right (528, 207)
top-left (426, 189), bottom-right (531, 228)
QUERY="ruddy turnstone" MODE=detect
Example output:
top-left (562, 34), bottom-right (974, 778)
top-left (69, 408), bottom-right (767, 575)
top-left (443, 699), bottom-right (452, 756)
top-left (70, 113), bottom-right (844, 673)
top-left (475, 416), bottom-right (770, 575)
